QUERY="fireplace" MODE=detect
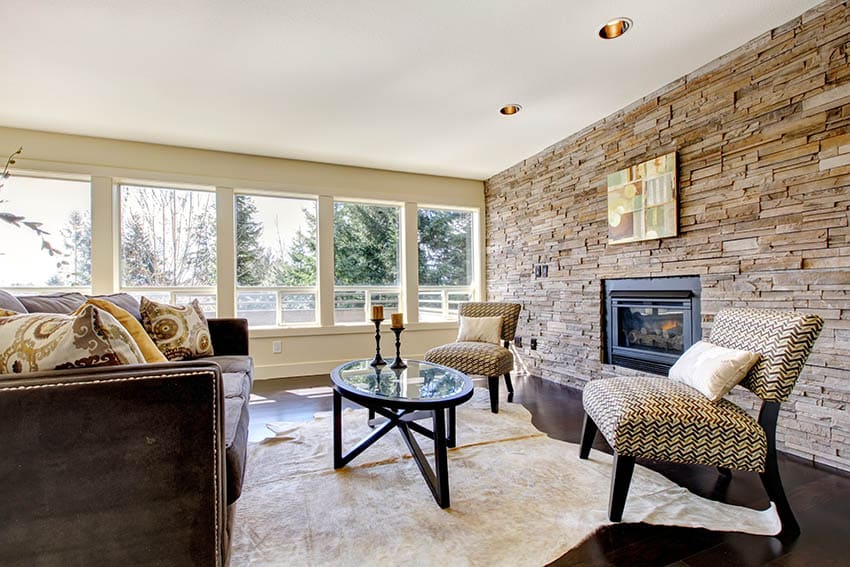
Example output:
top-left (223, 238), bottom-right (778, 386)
top-left (603, 276), bottom-right (701, 375)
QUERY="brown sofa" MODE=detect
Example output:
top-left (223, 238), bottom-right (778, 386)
top-left (0, 291), bottom-right (252, 566)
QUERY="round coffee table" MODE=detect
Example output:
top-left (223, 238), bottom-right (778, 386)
top-left (330, 359), bottom-right (473, 508)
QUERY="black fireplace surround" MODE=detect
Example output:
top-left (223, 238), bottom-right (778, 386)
top-left (603, 276), bottom-right (702, 375)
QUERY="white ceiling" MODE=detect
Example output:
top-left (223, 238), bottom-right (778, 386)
top-left (0, 1), bottom-right (823, 180)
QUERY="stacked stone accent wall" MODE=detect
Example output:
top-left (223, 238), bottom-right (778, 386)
top-left (485, 1), bottom-right (850, 471)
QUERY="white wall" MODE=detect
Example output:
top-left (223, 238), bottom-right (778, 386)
top-left (0, 126), bottom-right (485, 378)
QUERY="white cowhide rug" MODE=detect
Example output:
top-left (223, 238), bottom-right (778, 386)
top-left (231, 389), bottom-right (779, 566)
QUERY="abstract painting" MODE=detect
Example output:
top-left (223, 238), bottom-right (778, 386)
top-left (607, 152), bottom-right (677, 244)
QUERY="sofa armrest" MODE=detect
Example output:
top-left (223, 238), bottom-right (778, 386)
top-left (208, 318), bottom-right (250, 356)
top-left (0, 362), bottom-right (227, 566)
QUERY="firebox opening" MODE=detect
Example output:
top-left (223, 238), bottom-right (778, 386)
top-left (603, 276), bottom-right (701, 376)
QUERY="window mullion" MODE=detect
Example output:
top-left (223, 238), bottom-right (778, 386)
top-left (402, 202), bottom-right (419, 325)
top-left (317, 195), bottom-right (335, 327)
top-left (216, 186), bottom-right (236, 318)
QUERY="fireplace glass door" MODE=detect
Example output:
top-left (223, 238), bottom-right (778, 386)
top-left (609, 294), bottom-right (695, 374)
top-left (617, 305), bottom-right (686, 355)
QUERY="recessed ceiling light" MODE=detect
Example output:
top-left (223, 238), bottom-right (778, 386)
top-left (598, 17), bottom-right (632, 40)
top-left (499, 104), bottom-right (522, 116)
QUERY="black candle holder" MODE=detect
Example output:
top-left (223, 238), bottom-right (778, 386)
top-left (370, 318), bottom-right (386, 367)
top-left (389, 327), bottom-right (407, 369)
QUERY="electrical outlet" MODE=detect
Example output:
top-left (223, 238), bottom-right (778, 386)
top-left (530, 338), bottom-right (538, 350)
top-left (514, 336), bottom-right (522, 347)
top-left (272, 340), bottom-right (282, 354)
top-left (541, 265), bottom-right (549, 278)
top-left (534, 265), bottom-right (541, 277)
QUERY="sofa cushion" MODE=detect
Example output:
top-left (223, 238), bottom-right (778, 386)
top-left (209, 355), bottom-right (254, 380)
top-left (140, 297), bottom-right (214, 361)
top-left (18, 292), bottom-right (86, 314)
top-left (0, 290), bottom-right (27, 313)
top-left (222, 370), bottom-right (251, 504)
top-left (0, 305), bottom-right (146, 374)
top-left (91, 293), bottom-right (142, 321)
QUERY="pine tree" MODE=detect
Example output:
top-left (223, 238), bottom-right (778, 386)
top-left (333, 203), bottom-right (398, 285)
top-left (418, 209), bottom-right (473, 286)
top-left (121, 211), bottom-right (157, 286)
top-left (272, 207), bottom-right (317, 286)
top-left (236, 196), bottom-right (270, 286)
top-left (58, 209), bottom-right (92, 286)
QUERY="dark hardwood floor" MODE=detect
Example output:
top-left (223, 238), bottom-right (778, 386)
top-left (249, 373), bottom-right (850, 567)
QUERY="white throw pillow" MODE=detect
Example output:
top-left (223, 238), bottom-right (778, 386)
top-left (668, 340), bottom-right (760, 402)
top-left (456, 316), bottom-right (503, 345)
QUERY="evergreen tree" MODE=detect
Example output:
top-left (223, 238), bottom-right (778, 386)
top-left (272, 207), bottom-right (317, 286)
top-left (236, 196), bottom-right (270, 286)
top-left (333, 203), bottom-right (398, 285)
top-left (121, 211), bottom-right (157, 286)
top-left (189, 205), bottom-right (217, 286)
top-left (418, 209), bottom-right (473, 286)
top-left (58, 209), bottom-right (92, 286)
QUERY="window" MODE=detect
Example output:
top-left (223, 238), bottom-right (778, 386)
top-left (235, 194), bottom-right (318, 326)
top-left (418, 207), bottom-right (476, 321)
top-left (333, 201), bottom-right (400, 323)
top-left (0, 176), bottom-right (91, 289)
top-left (119, 184), bottom-right (217, 313)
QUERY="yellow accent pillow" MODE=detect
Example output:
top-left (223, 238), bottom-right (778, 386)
top-left (78, 298), bottom-right (167, 363)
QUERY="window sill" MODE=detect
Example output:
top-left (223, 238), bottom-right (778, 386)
top-left (249, 320), bottom-right (458, 339)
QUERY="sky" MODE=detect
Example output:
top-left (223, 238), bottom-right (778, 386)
top-left (0, 176), bottom-right (89, 287)
top-left (245, 194), bottom-right (314, 254)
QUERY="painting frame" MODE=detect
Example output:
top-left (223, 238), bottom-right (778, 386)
top-left (607, 152), bottom-right (678, 244)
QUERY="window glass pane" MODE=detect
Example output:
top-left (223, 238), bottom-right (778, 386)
top-left (173, 293), bottom-right (217, 315)
top-left (334, 202), bottom-right (399, 286)
top-left (370, 291), bottom-right (399, 313)
top-left (334, 290), bottom-right (365, 323)
top-left (236, 291), bottom-right (277, 327)
top-left (120, 185), bottom-right (216, 287)
top-left (235, 194), bottom-right (317, 287)
top-left (0, 176), bottom-right (91, 287)
top-left (418, 208), bottom-right (473, 286)
top-left (281, 292), bottom-right (316, 324)
top-left (417, 208), bottom-right (475, 322)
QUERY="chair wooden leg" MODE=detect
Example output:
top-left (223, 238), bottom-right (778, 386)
top-left (609, 453), bottom-right (635, 522)
top-left (504, 372), bottom-right (514, 394)
top-left (759, 401), bottom-right (800, 538)
top-left (760, 458), bottom-right (799, 538)
top-left (487, 376), bottom-right (499, 413)
top-left (579, 413), bottom-right (597, 460)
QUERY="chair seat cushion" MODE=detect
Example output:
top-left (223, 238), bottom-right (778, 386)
top-left (424, 341), bottom-right (513, 377)
top-left (583, 375), bottom-right (767, 472)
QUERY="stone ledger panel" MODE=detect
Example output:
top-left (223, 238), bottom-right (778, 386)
top-left (484, 1), bottom-right (850, 471)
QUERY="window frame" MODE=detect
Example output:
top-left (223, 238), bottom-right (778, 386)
top-left (0, 172), bottom-right (93, 290)
top-left (233, 191), bottom-right (320, 328)
top-left (117, 182), bottom-right (219, 314)
top-left (332, 198), bottom-right (403, 325)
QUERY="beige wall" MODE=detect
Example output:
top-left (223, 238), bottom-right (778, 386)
top-left (0, 126), bottom-right (485, 378)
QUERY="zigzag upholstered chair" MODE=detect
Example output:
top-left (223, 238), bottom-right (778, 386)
top-left (424, 302), bottom-right (522, 413)
top-left (580, 308), bottom-right (823, 536)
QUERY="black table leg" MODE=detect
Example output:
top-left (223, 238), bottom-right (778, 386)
top-left (333, 389), bottom-right (343, 469)
top-left (433, 409), bottom-right (450, 508)
top-left (447, 406), bottom-right (456, 448)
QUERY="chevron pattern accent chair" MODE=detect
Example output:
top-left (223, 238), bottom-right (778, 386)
top-left (579, 308), bottom-right (823, 536)
top-left (424, 302), bottom-right (522, 413)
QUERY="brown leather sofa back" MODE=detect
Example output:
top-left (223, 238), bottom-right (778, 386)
top-left (0, 362), bottom-right (227, 567)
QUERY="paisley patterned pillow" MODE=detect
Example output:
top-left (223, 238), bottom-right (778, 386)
top-left (0, 305), bottom-right (146, 374)
top-left (140, 297), bottom-right (214, 361)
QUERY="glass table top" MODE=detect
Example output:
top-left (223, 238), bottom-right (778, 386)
top-left (331, 360), bottom-right (471, 402)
